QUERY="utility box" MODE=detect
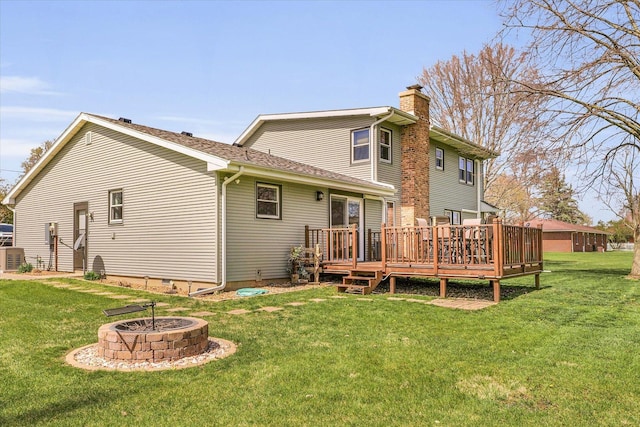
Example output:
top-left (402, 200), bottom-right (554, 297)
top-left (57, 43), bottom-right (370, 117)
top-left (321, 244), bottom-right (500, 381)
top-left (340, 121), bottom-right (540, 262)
top-left (0, 247), bottom-right (25, 272)
top-left (45, 222), bottom-right (58, 245)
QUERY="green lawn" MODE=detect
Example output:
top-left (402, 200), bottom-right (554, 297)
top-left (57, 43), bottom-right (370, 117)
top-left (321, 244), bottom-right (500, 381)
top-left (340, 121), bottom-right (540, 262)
top-left (1, 252), bottom-right (639, 426)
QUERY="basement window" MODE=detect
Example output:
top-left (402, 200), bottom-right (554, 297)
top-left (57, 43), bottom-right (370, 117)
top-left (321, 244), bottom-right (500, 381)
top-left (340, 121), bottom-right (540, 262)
top-left (256, 183), bottom-right (281, 219)
top-left (109, 189), bottom-right (123, 224)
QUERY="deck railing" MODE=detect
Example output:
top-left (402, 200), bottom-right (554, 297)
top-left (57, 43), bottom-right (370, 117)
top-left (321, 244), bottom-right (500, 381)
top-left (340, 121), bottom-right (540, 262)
top-left (306, 219), bottom-right (543, 275)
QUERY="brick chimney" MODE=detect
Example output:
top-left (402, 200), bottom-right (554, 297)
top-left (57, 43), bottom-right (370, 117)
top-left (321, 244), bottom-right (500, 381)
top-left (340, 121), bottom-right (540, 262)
top-left (399, 84), bottom-right (431, 227)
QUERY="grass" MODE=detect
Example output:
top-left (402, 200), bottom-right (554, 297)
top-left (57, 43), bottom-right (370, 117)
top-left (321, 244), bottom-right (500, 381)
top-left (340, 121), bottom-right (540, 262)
top-left (1, 252), bottom-right (639, 426)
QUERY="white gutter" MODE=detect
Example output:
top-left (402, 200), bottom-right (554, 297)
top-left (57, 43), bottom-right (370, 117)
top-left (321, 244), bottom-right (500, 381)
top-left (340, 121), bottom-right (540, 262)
top-left (189, 166), bottom-right (245, 297)
top-left (370, 110), bottom-right (394, 183)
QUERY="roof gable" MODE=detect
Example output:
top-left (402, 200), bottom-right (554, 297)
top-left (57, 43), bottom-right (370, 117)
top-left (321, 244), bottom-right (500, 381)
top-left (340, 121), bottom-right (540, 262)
top-left (235, 107), bottom-right (498, 159)
top-left (234, 107), bottom-right (417, 147)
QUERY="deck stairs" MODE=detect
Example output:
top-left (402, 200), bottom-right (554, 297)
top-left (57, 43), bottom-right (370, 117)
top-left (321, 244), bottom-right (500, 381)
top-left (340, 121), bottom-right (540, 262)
top-left (337, 269), bottom-right (384, 295)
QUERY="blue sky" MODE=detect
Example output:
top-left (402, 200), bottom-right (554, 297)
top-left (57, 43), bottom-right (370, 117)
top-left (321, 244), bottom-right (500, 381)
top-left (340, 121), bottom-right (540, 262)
top-left (0, 0), bottom-right (613, 222)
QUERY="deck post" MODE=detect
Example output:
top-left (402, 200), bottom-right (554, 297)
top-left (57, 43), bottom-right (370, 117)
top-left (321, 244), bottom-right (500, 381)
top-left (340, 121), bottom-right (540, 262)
top-left (535, 273), bottom-right (540, 290)
top-left (439, 278), bottom-right (447, 298)
top-left (381, 223), bottom-right (387, 267)
top-left (390, 276), bottom-right (396, 294)
top-left (433, 227), bottom-right (440, 275)
top-left (305, 225), bottom-right (310, 249)
top-left (494, 218), bottom-right (504, 278)
top-left (492, 280), bottom-right (500, 302)
top-left (324, 229), bottom-right (330, 264)
top-left (352, 223), bottom-right (358, 269)
top-left (314, 244), bottom-right (321, 283)
top-left (520, 223), bottom-right (526, 272)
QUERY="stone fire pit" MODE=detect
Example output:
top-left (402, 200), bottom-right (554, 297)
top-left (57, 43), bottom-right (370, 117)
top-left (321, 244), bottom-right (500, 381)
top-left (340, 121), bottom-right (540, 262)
top-left (97, 316), bottom-right (209, 363)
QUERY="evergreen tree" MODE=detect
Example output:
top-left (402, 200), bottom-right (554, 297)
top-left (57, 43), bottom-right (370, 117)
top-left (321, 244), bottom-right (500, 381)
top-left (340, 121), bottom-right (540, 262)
top-left (539, 167), bottom-right (586, 224)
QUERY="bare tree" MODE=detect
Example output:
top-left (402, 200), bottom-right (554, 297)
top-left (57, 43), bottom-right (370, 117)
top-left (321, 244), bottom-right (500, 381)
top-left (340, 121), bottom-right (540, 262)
top-left (600, 146), bottom-right (640, 276)
top-left (418, 43), bottom-right (562, 220)
top-left (21, 140), bottom-right (53, 176)
top-left (0, 178), bottom-right (13, 223)
top-left (499, 0), bottom-right (640, 276)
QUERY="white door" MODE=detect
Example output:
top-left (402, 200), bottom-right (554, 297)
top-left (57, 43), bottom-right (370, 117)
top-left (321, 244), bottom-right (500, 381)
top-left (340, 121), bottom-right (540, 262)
top-left (330, 196), bottom-right (364, 260)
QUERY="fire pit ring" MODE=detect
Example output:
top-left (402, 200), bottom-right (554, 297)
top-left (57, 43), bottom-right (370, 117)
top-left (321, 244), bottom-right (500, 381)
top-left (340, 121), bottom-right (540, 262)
top-left (98, 316), bottom-right (209, 363)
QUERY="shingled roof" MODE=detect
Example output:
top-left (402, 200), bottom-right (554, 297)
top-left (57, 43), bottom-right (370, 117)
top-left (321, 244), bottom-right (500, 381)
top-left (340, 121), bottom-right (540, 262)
top-left (3, 113), bottom-right (396, 205)
top-left (87, 114), bottom-right (390, 191)
top-left (525, 219), bottom-right (610, 234)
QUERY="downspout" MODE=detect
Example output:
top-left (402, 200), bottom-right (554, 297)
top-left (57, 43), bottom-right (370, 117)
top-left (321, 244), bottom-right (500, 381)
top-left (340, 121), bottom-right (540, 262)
top-left (370, 110), bottom-right (395, 183)
top-left (189, 166), bottom-right (244, 297)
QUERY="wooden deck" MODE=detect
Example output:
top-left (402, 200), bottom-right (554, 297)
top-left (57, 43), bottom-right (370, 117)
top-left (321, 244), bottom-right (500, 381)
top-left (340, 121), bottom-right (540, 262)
top-left (305, 219), bottom-right (543, 302)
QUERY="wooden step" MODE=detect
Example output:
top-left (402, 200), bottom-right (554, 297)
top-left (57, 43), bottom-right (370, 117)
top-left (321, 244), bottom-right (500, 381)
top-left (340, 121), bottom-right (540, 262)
top-left (337, 270), bottom-right (384, 295)
top-left (336, 284), bottom-right (369, 294)
top-left (344, 275), bottom-right (377, 281)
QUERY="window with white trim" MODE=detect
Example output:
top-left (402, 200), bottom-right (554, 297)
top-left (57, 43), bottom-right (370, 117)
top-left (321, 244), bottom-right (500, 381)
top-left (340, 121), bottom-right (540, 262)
top-left (444, 209), bottom-right (461, 225)
top-left (256, 183), bottom-right (281, 219)
top-left (109, 189), bottom-right (123, 224)
top-left (435, 147), bottom-right (444, 170)
top-left (458, 156), bottom-right (474, 185)
top-left (352, 128), bottom-right (369, 162)
top-left (379, 128), bottom-right (392, 163)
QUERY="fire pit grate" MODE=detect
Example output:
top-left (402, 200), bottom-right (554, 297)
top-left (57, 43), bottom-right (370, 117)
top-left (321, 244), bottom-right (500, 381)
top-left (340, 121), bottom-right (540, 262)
top-left (114, 318), bottom-right (194, 332)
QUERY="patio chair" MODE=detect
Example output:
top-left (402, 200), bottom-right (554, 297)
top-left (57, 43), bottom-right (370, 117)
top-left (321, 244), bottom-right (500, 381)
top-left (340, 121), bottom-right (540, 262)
top-left (431, 216), bottom-right (455, 262)
top-left (482, 215), bottom-right (498, 261)
top-left (416, 218), bottom-right (432, 261)
top-left (463, 218), bottom-right (483, 263)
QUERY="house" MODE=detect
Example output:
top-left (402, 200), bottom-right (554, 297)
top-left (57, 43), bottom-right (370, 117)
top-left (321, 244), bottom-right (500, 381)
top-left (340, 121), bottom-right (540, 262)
top-left (525, 219), bottom-right (609, 252)
top-left (2, 86), bottom-right (500, 293)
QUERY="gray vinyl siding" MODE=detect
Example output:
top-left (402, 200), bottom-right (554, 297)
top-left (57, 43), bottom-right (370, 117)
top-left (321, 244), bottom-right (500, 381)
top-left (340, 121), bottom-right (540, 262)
top-left (364, 198), bottom-right (382, 232)
top-left (429, 142), bottom-right (479, 218)
top-left (14, 123), bottom-right (219, 282)
top-left (376, 123), bottom-right (402, 191)
top-left (225, 176), bottom-right (327, 281)
top-left (244, 116), bottom-right (374, 181)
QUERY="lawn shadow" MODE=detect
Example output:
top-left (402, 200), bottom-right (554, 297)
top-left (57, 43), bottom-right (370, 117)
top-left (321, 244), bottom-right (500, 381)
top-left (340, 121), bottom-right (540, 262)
top-left (0, 389), bottom-right (118, 426)
top-left (556, 268), bottom-right (632, 278)
top-left (373, 277), bottom-right (540, 301)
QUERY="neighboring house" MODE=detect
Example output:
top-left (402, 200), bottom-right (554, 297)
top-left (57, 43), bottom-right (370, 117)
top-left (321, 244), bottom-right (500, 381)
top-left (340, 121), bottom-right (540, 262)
top-left (2, 85), bottom-right (497, 290)
top-left (525, 219), bottom-right (610, 252)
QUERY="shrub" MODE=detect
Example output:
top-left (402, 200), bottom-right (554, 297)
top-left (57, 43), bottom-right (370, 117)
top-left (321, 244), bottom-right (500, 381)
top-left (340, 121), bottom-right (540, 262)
top-left (84, 271), bottom-right (101, 281)
top-left (17, 263), bottom-right (33, 273)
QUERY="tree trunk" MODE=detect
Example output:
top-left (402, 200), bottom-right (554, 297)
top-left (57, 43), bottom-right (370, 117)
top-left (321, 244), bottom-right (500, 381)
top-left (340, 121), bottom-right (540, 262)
top-left (631, 227), bottom-right (640, 279)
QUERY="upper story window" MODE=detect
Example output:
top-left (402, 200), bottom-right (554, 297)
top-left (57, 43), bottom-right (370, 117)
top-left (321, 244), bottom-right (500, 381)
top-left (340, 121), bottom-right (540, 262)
top-left (109, 189), bottom-right (123, 224)
top-left (379, 128), bottom-right (392, 163)
top-left (256, 182), bottom-right (281, 219)
top-left (352, 128), bottom-right (369, 163)
top-left (435, 147), bottom-right (444, 170)
top-left (459, 156), bottom-right (475, 185)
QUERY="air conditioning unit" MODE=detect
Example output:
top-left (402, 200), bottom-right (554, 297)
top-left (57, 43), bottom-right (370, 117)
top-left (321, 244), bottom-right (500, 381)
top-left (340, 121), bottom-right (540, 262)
top-left (0, 247), bottom-right (25, 273)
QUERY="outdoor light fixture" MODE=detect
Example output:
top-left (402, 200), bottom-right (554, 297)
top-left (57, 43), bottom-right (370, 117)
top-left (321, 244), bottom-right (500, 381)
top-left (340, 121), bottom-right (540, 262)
top-left (316, 191), bottom-right (324, 201)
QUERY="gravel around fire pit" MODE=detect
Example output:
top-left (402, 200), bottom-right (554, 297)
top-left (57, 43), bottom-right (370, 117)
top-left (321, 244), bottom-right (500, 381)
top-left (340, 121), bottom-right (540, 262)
top-left (66, 337), bottom-right (236, 371)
